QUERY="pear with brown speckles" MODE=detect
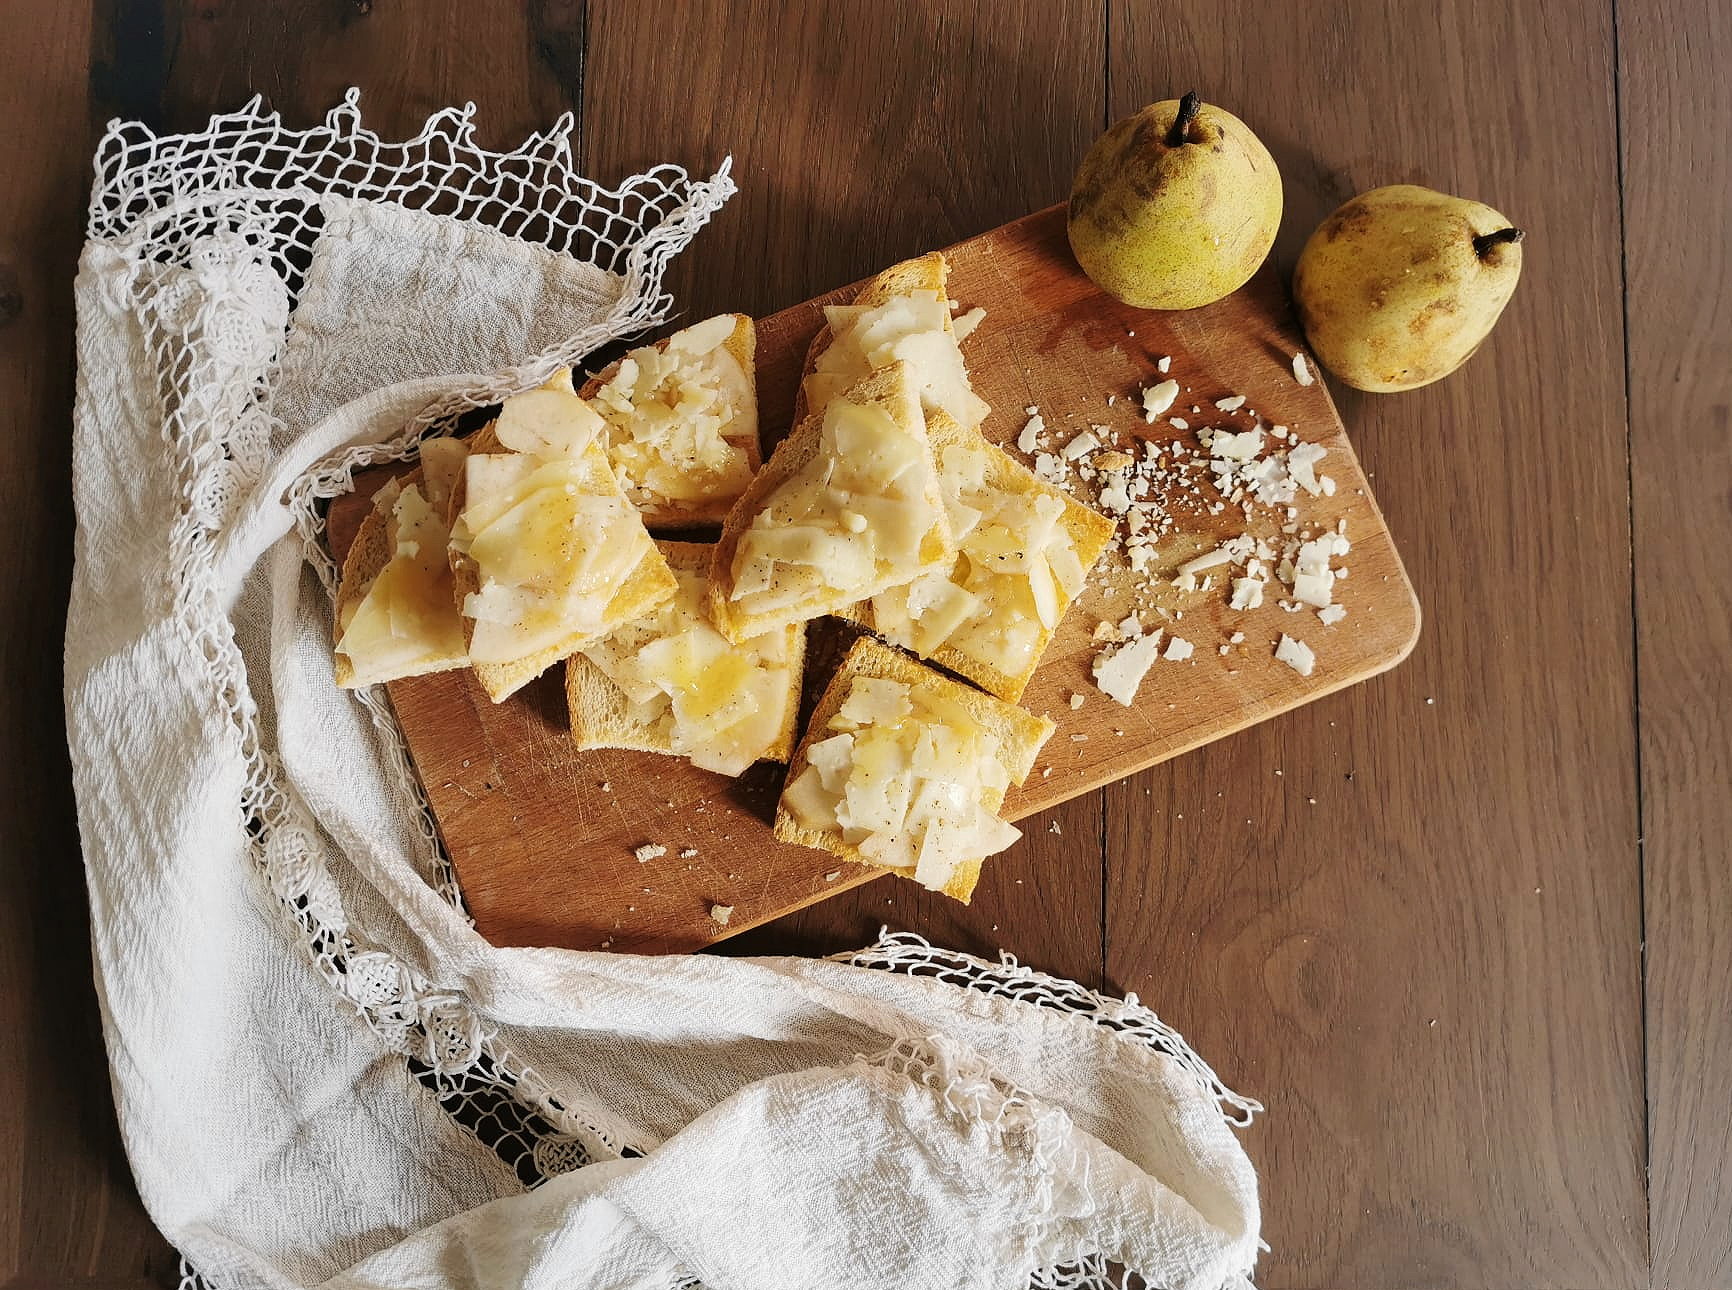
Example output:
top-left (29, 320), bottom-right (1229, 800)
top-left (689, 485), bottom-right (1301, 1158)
top-left (1294, 184), bottom-right (1525, 393)
top-left (1067, 92), bottom-right (1282, 310)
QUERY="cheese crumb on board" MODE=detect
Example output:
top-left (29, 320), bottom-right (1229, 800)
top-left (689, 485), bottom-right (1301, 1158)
top-left (1062, 428), bottom-right (1101, 460)
top-left (1292, 352), bottom-right (1315, 386)
top-left (1163, 635), bottom-right (1194, 661)
top-left (1018, 413), bottom-right (1046, 453)
top-left (709, 903), bottom-right (734, 925)
top-left (1093, 629), bottom-right (1165, 705)
top-left (1069, 692), bottom-right (1086, 710)
top-left (952, 306), bottom-right (987, 340)
top-left (678, 847), bottom-right (699, 858)
top-left (1215, 394), bottom-right (1248, 413)
top-left (1157, 355), bottom-right (1173, 374)
top-left (1318, 604), bottom-right (1346, 626)
top-left (634, 843), bottom-right (666, 862)
top-left (1230, 575), bottom-right (1265, 610)
top-left (1275, 634), bottom-right (1315, 676)
top-left (1141, 379), bottom-right (1181, 422)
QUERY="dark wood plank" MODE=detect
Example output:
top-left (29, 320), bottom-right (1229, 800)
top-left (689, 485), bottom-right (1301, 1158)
top-left (1620, 2), bottom-right (1732, 1286)
top-left (581, 0), bottom-right (1112, 984)
top-left (1, 4), bottom-right (180, 1287)
top-left (154, 0), bottom-right (586, 145)
top-left (1102, 4), bottom-right (1647, 1288)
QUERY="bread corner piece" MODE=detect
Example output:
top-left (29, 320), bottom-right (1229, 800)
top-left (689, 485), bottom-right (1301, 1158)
top-left (773, 637), bottom-right (1054, 903)
top-left (706, 360), bottom-right (954, 644)
top-left (332, 436), bottom-right (471, 688)
top-left (581, 314), bottom-right (759, 528)
top-left (565, 540), bottom-right (805, 776)
top-left (448, 383), bottom-right (678, 704)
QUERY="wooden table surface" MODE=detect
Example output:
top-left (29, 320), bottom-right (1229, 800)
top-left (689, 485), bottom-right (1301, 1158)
top-left (2, 3), bottom-right (1726, 1288)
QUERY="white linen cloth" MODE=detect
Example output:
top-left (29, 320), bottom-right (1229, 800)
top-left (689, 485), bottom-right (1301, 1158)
top-left (63, 93), bottom-right (1262, 1290)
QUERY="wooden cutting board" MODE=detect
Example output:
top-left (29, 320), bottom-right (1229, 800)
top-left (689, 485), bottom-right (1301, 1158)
top-left (327, 204), bottom-right (1420, 954)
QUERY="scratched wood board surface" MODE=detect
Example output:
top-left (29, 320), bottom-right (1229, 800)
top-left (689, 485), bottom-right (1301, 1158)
top-left (327, 204), bottom-right (1420, 954)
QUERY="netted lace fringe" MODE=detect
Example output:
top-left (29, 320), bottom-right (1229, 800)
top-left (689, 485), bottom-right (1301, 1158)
top-left (839, 930), bottom-right (1262, 1126)
top-left (94, 93), bottom-right (731, 1207)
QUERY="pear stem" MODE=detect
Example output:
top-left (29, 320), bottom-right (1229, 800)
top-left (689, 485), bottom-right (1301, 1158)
top-left (1165, 91), bottom-right (1201, 147)
top-left (1473, 227), bottom-right (1525, 258)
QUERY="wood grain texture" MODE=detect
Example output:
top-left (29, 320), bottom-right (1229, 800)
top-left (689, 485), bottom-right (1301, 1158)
top-left (1620, 1), bottom-right (1732, 1286)
top-left (1103, 3), bottom-right (1647, 1288)
top-left (2, 2), bottom-right (179, 1286)
top-left (14, 1), bottom-right (1730, 1286)
top-left (328, 205), bottom-right (1417, 955)
top-left (579, 0), bottom-right (1115, 984)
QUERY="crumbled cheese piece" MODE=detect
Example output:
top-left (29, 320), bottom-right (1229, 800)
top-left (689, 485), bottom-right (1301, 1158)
top-left (1118, 613), bottom-right (1143, 637)
top-left (1062, 429), bottom-right (1101, 461)
top-left (1024, 404), bottom-right (1039, 416)
top-left (1163, 636), bottom-right (1193, 661)
top-left (1098, 476), bottom-right (1132, 514)
top-left (952, 306), bottom-right (986, 340)
top-left (1049, 821), bottom-right (1063, 834)
top-left (1275, 634), bottom-right (1315, 676)
top-left (1215, 394), bottom-right (1248, 413)
top-left (1157, 355), bottom-right (1172, 374)
top-left (1092, 630), bottom-right (1164, 705)
top-left (634, 843), bottom-right (666, 862)
top-left (1320, 474), bottom-right (1337, 496)
top-left (1069, 693), bottom-right (1086, 710)
top-left (1175, 545), bottom-right (1234, 590)
top-left (1092, 619), bottom-right (1120, 643)
top-left (1208, 428), bottom-right (1264, 462)
top-left (1017, 413), bottom-right (1046, 453)
top-left (1141, 379), bottom-right (1180, 422)
top-left (600, 781), bottom-right (612, 792)
top-left (678, 847), bottom-right (699, 859)
top-left (1033, 452), bottom-right (1063, 482)
top-left (1230, 576), bottom-right (1265, 610)
top-left (1168, 416), bottom-right (1189, 431)
top-left (824, 870), bottom-right (841, 882)
top-left (1287, 441), bottom-right (1328, 495)
top-left (1230, 631), bottom-right (1245, 644)
top-left (1292, 352), bottom-right (1314, 386)
top-left (1318, 604), bottom-right (1347, 626)
top-left (709, 903), bottom-right (734, 925)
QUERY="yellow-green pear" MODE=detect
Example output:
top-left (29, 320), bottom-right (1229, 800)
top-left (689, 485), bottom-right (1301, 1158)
top-left (1067, 92), bottom-right (1282, 310)
top-left (1293, 184), bottom-right (1525, 392)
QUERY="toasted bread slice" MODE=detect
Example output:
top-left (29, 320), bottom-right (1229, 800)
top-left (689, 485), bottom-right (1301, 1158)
top-left (842, 410), bottom-right (1115, 702)
top-left (333, 439), bottom-right (471, 687)
top-left (773, 637), bottom-right (1053, 903)
top-left (706, 362), bottom-right (954, 644)
top-left (448, 413), bottom-right (678, 705)
top-left (580, 314), bottom-right (760, 528)
top-left (565, 541), bottom-right (805, 774)
top-left (799, 251), bottom-right (989, 432)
